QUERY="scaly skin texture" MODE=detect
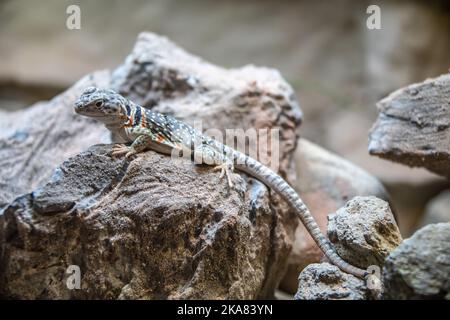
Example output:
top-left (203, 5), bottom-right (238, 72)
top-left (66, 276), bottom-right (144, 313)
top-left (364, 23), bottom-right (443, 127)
top-left (74, 87), bottom-right (373, 280)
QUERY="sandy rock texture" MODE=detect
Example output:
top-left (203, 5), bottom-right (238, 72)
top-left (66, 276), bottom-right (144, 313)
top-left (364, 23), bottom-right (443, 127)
top-left (369, 73), bottom-right (450, 179)
top-left (328, 196), bottom-right (402, 269)
top-left (0, 32), bottom-right (302, 299)
top-left (294, 263), bottom-right (368, 300)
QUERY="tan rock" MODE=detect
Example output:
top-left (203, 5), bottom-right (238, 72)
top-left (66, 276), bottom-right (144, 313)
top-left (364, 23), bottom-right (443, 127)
top-left (327, 196), bottom-right (402, 269)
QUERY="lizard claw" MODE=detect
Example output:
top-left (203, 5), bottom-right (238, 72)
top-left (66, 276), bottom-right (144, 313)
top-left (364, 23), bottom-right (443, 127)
top-left (112, 144), bottom-right (129, 157)
top-left (213, 163), bottom-right (234, 188)
top-left (214, 165), bottom-right (225, 179)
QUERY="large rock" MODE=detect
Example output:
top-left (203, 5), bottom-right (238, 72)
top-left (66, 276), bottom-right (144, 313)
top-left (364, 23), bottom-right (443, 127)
top-left (369, 73), bottom-right (450, 179)
top-left (294, 263), bottom-right (368, 300)
top-left (0, 145), bottom-right (292, 299)
top-left (280, 141), bottom-right (389, 293)
top-left (382, 223), bottom-right (450, 299)
top-left (328, 196), bottom-right (402, 269)
top-left (0, 145), bottom-right (287, 299)
top-left (0, 33), bottom-right (302, 299)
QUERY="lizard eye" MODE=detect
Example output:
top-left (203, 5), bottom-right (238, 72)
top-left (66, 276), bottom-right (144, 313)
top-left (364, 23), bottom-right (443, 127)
top-left (95, 100), bottom-right (104, 108)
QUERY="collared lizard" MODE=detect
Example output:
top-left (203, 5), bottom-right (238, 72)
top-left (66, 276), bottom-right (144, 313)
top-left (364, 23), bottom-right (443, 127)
top-left (74, 86), bottom-right (377, 284)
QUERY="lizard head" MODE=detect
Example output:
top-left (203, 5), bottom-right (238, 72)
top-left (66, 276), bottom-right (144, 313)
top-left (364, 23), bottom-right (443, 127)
top-left (74, 87), bottom-right (128, 124)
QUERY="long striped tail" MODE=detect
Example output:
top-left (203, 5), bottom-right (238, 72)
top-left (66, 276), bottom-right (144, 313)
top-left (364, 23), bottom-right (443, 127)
top-left (230, 148), bottom-right (368, 279)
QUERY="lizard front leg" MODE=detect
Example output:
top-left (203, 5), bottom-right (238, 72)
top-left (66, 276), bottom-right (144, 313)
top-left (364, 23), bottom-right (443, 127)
top-left (112, 134), bottom-right (153, 159)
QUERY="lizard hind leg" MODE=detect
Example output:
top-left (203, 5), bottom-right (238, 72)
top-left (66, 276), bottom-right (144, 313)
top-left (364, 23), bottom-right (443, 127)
top-left (194, 143), bottom-right (235, 188)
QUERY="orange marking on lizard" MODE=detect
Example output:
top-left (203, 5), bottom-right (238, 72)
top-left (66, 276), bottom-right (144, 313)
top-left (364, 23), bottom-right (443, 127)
top-left (141, 111), bottom-right (147, 128)
top-left (122, 116), bottom-right (133, 128)
top-left (156, 135), bottom-right (166, 143)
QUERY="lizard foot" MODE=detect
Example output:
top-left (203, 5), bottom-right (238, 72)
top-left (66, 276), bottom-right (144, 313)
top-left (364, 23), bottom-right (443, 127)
top-left (112, 144), bottom-right (137, 159)
top-left (111, 144), bottom-right (129, 157)
top-left (213, 163), bottom-right (234, 188)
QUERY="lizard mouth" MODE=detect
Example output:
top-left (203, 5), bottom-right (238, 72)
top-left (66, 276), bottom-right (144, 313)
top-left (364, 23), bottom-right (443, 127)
top-left (74, 107), bottom-right (104, 117)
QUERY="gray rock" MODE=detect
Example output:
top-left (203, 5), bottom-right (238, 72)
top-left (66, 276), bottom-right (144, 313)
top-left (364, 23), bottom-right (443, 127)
top-left (369, 73), bottom-right (450, 179)
top-left (294, 263), bottom-right (367, 300)
top-left (0, 33), bottom-right (302, 299)
top-left (280, 140), bottom-right (389, 294)
top-left (421, 190), bottom-right (450, 226)
top-left (0, 145), bottom-right (292, 299)
top-left (328, 196), bottom-right (402, 269)
top-left (382, 223), bottom-right (450, 299)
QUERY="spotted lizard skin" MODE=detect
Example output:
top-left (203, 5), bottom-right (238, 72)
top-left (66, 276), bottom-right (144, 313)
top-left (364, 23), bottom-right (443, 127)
top-left (74, 86), bottom-right (370, 279)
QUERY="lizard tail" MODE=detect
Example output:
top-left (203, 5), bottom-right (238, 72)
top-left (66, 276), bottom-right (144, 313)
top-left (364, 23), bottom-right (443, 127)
top-left (231, 149), bottom-right (368, 279)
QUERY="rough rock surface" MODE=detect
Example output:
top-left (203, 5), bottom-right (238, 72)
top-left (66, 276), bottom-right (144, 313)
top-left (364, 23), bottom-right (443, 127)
top-left (0, 145), bottom-right (293, 299)
top-left (328, 196), bottom-right (402, 269)
top-left (0, 33), bottom-right (302, 299)
top-left (369, 73), bottom-right (450, 179)
top-left (294, 263), bottom-right (367, 300)
top-left (280, 141), bottom-right (389, 294)
top-left (420, 190), bottom-right (450, 226)
top-left (382, 223), bottom-right (450, 299)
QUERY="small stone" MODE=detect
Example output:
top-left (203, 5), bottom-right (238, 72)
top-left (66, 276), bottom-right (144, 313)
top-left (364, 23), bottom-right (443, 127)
top-left (327, 196), bottom-right (402, 269)
top-left (294, 263), bottom-right (368, 300)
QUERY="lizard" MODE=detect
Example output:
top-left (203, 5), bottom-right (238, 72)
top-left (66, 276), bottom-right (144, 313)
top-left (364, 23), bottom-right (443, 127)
top-left (74, 86), bottom-right (377, 283)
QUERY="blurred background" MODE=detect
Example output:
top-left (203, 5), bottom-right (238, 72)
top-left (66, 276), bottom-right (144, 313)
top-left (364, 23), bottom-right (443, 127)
top-left (0, 0), bottom-right (449, 236)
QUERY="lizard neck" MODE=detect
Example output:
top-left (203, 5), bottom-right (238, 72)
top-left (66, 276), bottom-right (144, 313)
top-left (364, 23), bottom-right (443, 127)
top-left (103, 99), bottom-right (136, 129)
